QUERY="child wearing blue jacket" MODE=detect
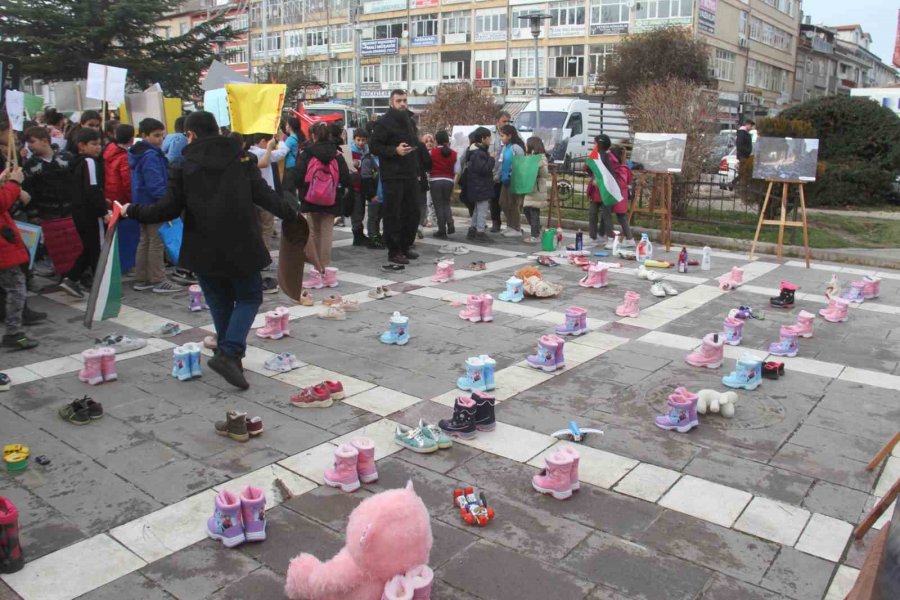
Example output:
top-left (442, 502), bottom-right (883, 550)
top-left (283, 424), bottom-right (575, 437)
top-left (129, 118), bottom-right (180, 293)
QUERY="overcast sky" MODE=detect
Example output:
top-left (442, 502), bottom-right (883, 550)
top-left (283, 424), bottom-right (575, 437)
top-left (803, 0), bottom-right (897, 63)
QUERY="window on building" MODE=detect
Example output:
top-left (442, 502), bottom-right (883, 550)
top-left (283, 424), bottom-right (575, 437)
top-left (746, 58), bottom-right (788, 92)
top-left (331, 59), bottom-right (353, 84)
top-left (796, 60), bottom-right (804, 82)
top-left (306, 27), bottom-right (327, 48)
top-left (308, 61), bottom-right (328, 84)
top-left (226, 46), bottom-right (247, 65)
top-left (588, 43), bottom-right (616, 80)
top-left (266, 32), bottom-right (281, 56)
top-left (443, 10), bottom-right (471, 42)
top-left (710, 48), bottom-right (735, 82)
top-left (361, 64), bottom-right (379, 83)
top-left (511, 47), bottom-right (545, 78)
top-left (381, 55), bottom-right (408, 84)
top-left (635, 0), bottom-right (691, 19)
top-left (442, 60), bottom-right (467, 81)
top-left (590, 0), bottom-right (629, 26)
top-left (285, 29), bottom-right (304, 56)
top-left (283, 0), bottom-right (302, 24)
top-left (266, 0), bottom-right (283, 25)
top-left (374, 19), bottom-right (405, 40)
top-left (306, 0), bottom-right (326, 14)
top-left (475, 10), bottom-right (507, 37)
top-left (818, 59), bottom-right (826, 77)
top-left (550, 0), bottom-right (586, 26)
top-left (738, 11), bottom-right (747, 38)
top-left (250, 3), bottom-right (261, 27)
top-left (411, 53), bottom-right (439, 81)
top-left (332, 0), bottom-right (349, 12)
top-left (749, 16), bottom-right (792, 50)
top-left (251, 34), bottom-right (263, 55)
top-left (412, 14), bottom-right (439, 38)
top-left (549, 45), bottom-right (585, 78)
top-left (230, 12), bottom-right (249, 31)
top-left (332, 24), bottom-right (353, 47)
top-left (474, 49), bottom-right (506, 79)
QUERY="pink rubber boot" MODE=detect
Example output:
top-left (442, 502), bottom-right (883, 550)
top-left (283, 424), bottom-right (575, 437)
top-left (351, 437), bottom-right (378, 484)
top-left (188, 284), bottom-right (207, 312)
top-left (556, 445), bottom-right (581, 491)
top-left (675, 387), bottom-right (700, 421)
top-left (723, 316), bottom-right (743, 345)
top-left (719, 266), bottom-right (744, 290)
top-left (323, 443), bottom-right (361, 492)
top-left (303, 267), bottom-right (324, 289)
top-left (382, 575), bottom-right (414, 600)
top-left (99, 347), bottom-right (117, 382)
top-left (820, 298), bottom-right (849, 323)
top-left (685, 333), bottom-right (724, 369)
top-left (479, 293), bottom-right (494, 322)
top-left (615, 291), bottom-right (640, 317)
top-left (78, 348), bottom-right (105, 385)
top-left (207, 489), bottom-right (245, 547)
top-left (323, 267), bottom-right (339, 288)
top-left (863, 275), bottom-right (880, 299)
top-left (239, 485), bottom-right (267, 542)
top-left (579, 263), bottom-right (608, 288)
top-left (458, 295), bottom-right (483, 323)
top-left (841, 280), bottom-right (866, 303)
top-left (532, 451), bottom-right (574, 500)
top-left (431, 260), bottom-right (454, 283)
top-left (556, 307), bottom-right (588, 336)
top-left (786, 310), bottom-right (815, 338)
top-left (655, 393), bottom-right (698, 433)
top-left (547, 333), bottom-right (566, 369)
top-left (526, 335), bottom-right (559, 372)
top-left (255, 311), bottom-right (285, 340)
top-left (274, 306), bottom-right (291, 336)
top-left (405, 564), bottom-right (434, 600)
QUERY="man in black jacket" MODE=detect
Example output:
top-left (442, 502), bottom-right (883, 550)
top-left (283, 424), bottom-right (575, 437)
top-left (734, 121), bottom-right (754, 196)
top-left (121, 111), bottom-right (302, 390)
top-left (369, 90), bottom-right (421, 265)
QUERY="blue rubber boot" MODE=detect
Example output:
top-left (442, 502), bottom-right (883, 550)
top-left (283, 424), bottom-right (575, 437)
top-left (722, 354), bottom-right (763, 390)
top-left (479, 354), bottom-right (496, 391)
top-left (498, 276), bottom-right (524, 303)
top-left (379, 311), bottom-right (410, 345)
top-left (456, 356), bottom-right (486, 392)
top-left (172, 346), bottom-right (193, 381)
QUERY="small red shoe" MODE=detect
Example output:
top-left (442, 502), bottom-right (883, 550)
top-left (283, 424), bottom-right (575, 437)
top-left (323, 380), bottom-right (345, 400)
top-left (290, 384), bottom-right (333, 408)
top-left (247, 416), bottom-right (264, 436)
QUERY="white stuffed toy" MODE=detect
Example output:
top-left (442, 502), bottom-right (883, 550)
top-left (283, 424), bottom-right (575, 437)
top-left (696, 389), bottom-right (737, 418)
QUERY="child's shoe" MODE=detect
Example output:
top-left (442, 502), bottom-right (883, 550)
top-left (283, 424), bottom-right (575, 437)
top-left (768, 325), bottom-right (799, 357)
top-left (214, 410), bottom-right (249, 442)
top-left (840, 280), bottom-right (866, 303)
top-left (255, 311), bottom-right (285, 339)
top-left (394, 424), bottom-right (439, 453)
top-left (78, 348), bottom-right (105, 385)
top-left (0, 496), bottom-right (24, 573)
top-left (379, 311), bottom-right (410, 345)
top-left (471, 390), bottom-right (496, 432)
top-left (405, 564), bottom-right (434, 600)
top-left (825, 274), bottom-right (841, 300)
top-left (654, 393), bottom-right (698, 433)
top-left (418, 419), bottom-right (452, 449)
top-left (547, 333), bottom-right (566, 369)
top-left (723, 316), bottom-right (743, 345)
top-left (290, 384), bottom-right (333, 408)
top-left (479, 354), bottom-right (496, 390)
top-left (479, 293), bottom-right (494, 322)
top-left (0, 372), bottom-right (9, 392)
top-left (323, 380), bottom-right (345, 400)
top-left (302, 267), bottom-right (325, 290)
top-left (184, 342), bottom-right (202, 378)
top-left (323, 267), bottom-right (339, 288)
top-left (722, 354), bottom-right (763, 390)
top-left (770, 281), bottom-right (797, 308)
top-left (98, 347), bottom-right (117, 382)
top-left (526, 335), bottom-right (559, 372)
top-left (382, 575), bottom-right (414, 600)
top-left (498, 276), bottom-right (524, 303)
top-left (457, 356), bottom-right (487, 392)
top-left (556, 445), bottom-right (581, 491)
top-left (819, 297), bottom-right (849, 323)
top-left (188, 284), bottom-right (207, 312)
top-left (615, 291), bottom-right (640, 318)
top-left (685, 333), bottom-right (724, 369)
top-left (458, 295), bottom-right (483, 323)
top-left (556, 307), bottom-right (588, 336)
top-left (274, 306), bottom-right (291, 336)
top-left (172, 346), bottom-right (193, 381)
top-left (438, 396), bottom-right (477, 439)
top-left (207, 489), bottom-right (245, 547)
top-left (579, 263), bottom-right (608, 288)
top-left (431, 259), bottom-right (454, 283)
top-left (718, 266), bottom-right (744, 290)
top-left (763, 361), bottom-right (784, 380)
top-left (862, 275), bottom-right (880, 299)
top-left (532, 451), bottom-right (574, 500)
top-left (263, 352), bottom-right (301, 373)
top-left (323, 443), bottom-right (361, 492)
top-left (350, 437), bottom-right (378, 483)
top-left (785, 310), bottom-right (815, 338)
top-left (240, 485), bottom-right (266, 542)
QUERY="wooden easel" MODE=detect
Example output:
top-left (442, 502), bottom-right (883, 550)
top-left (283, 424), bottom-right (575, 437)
top-left (627, 172), bottom-right (672, 252)
top-left (749, 180), bottom-right (811, 267)
top-left (853, 432), bottom-right (900, 539)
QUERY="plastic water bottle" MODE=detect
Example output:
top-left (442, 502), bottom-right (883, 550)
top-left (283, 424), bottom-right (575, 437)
top-left (575, 230), bottom-right (583, 251)
top-left (636, 233), bottom-right (653, 262)
top-left (701, 246), bottom-right (712, 271)
top-left (678, 247), bottom-right (688, 273)
top-left (611, 231), bottom-right (620, 257)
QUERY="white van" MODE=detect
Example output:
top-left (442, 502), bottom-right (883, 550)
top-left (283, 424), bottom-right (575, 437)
top-left (514, 97), bottom-right (630, 161)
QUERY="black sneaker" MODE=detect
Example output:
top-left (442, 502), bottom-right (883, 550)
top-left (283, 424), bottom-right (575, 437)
top-left (58, 399), bottom-right (91, 425)
top-left (473, 232), bottom-right (495, 244)
top-left (208, 353), bottom-right (249, 390)
top-left (467, 227), bottom-right (476, 240)
top-left (59, 278), bottom-right (84, 298)
top-left (447, 223), bottom-right (456, 234)
top-left (404, 249), bottom-right (420, 260)
top-left (388, 252), bottom-right (409, 265)
top-left (171, 269), bottom-right (199, 285)
top-left (0, 372), bottom-right (10, 391)
top-left (472, 391), bottom-right (496, 432)
top-left (2, 333), bottom-right (39, 350)
top-left (78, 395), bottom-right (104, 419)
top-left (490, 224), bottom-right (502, 233)
top-left (262, 277), bottom-right (279, 294)
top-left (438, 397), bottom-right (477, 439)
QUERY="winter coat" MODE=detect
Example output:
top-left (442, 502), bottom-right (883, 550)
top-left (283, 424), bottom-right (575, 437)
top-left (162, 133), bottom-right (188, 164)
top-left (417, 143), bottom-right (432, 192)
top-left (103, 143), bottom-right (131, 206)
top-left (429, 146), bottom-right (457, 180)
top-left (494, 142), bottom-right (525, 183)
top-left (523, 157), bottom-right (550, 210)
top-left (612, 154), bottom-right (632, 215)
top-left (22, 152), bottom-right (73, 221)
top-left (126, 135), bottom-right (301, 278)
top-left (295, 141), bottom-right (352, 216)
top-left (736, 128), bottom-right (753, 160)
top-left (0, 182), bottom-right (29, 270)
top-left (369, 108), bottom-right (420, 181)
top-left (464, 144), bottom-right (495, 202)
top-left (128, 141), bottom-right (169, 206)
top-left (69, 154), bottom-right (107, 227)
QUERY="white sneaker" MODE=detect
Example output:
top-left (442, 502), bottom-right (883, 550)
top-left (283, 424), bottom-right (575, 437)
top-left (502, 228), bottom-right (522, 238)
top-left (621, 239), bottom-right (636, 248)
top-left (603, 237), bottom-right (615, 249)
top-left (650, 281), bottom-right (667, 297)
top-left (661, 281), bottom-right (679, 296)
top-left (637, 265), bottom-right (662, 282)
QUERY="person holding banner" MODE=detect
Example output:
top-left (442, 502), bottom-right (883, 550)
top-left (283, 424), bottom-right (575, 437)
top-left (120, 111), bottom-right (303, 391)
top-left (0, 166), bottom-right (39, 350)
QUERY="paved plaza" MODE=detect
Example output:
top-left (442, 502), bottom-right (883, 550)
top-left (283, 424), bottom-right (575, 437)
top-left (1, 226), bottom-right (898, 600)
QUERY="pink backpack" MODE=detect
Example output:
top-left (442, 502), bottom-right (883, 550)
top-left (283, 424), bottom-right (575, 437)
top-left (304, 155), bottom-right (339, 206)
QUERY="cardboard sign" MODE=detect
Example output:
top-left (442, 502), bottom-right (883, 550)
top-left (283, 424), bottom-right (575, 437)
top-left (86, 63), bottom-right (128, 105)
top-left (125, 90), bottom-right (165, 126)
top-left (202, 60), bottom-right (251, 91)
top-left (226, 83), bottom-right (285, 135)
top-left (203, 88), bottom-right (230, 126)
top-left (5, 90), bottom-right (25, 131)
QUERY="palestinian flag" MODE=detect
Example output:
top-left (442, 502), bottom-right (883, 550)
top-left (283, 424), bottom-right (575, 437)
top-left (586, 146), bottom-right (623, 207)
top-left (83, 203), bottom-right (123, 328)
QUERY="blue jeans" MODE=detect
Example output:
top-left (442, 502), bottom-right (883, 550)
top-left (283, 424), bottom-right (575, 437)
top-left (197, 272), bottom-right (263, 358)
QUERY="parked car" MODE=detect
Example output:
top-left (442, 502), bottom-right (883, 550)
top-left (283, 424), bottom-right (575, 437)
top-left (703, 131), bottom-right (736, 174)
top-left (718, 148), bottom-right (739, 190)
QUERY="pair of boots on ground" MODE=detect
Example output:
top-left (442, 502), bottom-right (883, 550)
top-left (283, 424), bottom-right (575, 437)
top-left (458, 294), bottom-right (494, 323)
top-left (498, 277), bottom-right (524, 303)
top-left (380, 311), bottom-right (410, 345)
top-left (257, 306), bottom-right (291, 340)
top-left (556, 307), bottom-right (589, 336)
top-left (382, 565), bottom-right (433, 600)
top-left (0, 496), bottom-right (24, 574)
top-left (172, 342), bottom-right (203, 381)
top-left (431, 260), bottom-right (454, 284)
top-left (325, 437), bottom-right (378, 493)
top-left (527, 334), bottom-right (567, 372)
top-left (616, 291), bottom-right (640, 318)
top-left (303, 266), bottom-right (340, 289)
top-left (438, 391), bottom-right (495, 440)
top-left (457, 355), bottom-right (496, 392)
top-left (532, 445), bottom-right (581, 500)
top-left (655, 387), bottom-right (701, 433)
top-left (721, 309), bottom-right (815, 355)
top-left (836, 275), bottom-right (880, 303)
top-left (579, 263), bottom-right (609, 289)
top-left (685, 337), bottom-right (765, 390)
top-left (207, 485), bottom-right (266, 548)
top-left (718, 266), bottom-right (744, 291)
top-left (214, 410), bottom-right (264, 442)
top-left (78, 347), bottom-right (117, 385)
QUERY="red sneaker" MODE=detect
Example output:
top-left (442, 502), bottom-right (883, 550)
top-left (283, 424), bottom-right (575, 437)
top-left (290, 384), bottom-right (333, 408)
top-left (323, 380), bottom-right (345, 400)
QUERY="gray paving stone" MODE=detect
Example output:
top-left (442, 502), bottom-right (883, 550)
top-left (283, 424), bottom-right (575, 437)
top-left (700, 573), bottom-right (782, 599)
top-left (770, 443), bottom-right (877, 492)
top-left (429, 579), bottom-right (483, 599)
top-left (684, 449), bottom-right (813, 506)
top-left (562, 531), bottom-right (713, 600)
top-left (208, 567), bottom-right (286, 600)
top-left (74, 572), bottom-right (174, 600)
top-left (0, 579), bottom-right (22, 600)
top-left (428, 518), bottom-right (480, 570)
top-left (789, 423), bottom-right (886, 465)
top-left (637, 510), bottom-right (780, 585)
top-left (122, 456), bottom-right (231, 504)
top-left (283, 485), bottom-right (375, 532)
top-left (758, 548), bottom-right (835, 600)
top-left (149, 414), bottom-right (245, 460)
top-left (801, 480), bottom-right (871, 523)
top-left (238, 506), bottom-right (343, 574)
top-left (440, 540), bottom-right (595, 600)
top-left (205, 444), bottom-right (287, 478)
top-left (141, 539), bottom-right (261, 599)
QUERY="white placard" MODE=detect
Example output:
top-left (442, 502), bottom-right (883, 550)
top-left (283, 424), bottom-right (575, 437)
top-left (5, 90), bottom-right (25, 131)
top-left (86, 63), bottom-right (128, 105)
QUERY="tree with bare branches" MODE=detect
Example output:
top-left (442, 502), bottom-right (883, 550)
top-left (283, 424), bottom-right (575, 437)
top-left (417, 83), bottom-right (499, 133)
top-left (255, 60), bottom-right (326, 108)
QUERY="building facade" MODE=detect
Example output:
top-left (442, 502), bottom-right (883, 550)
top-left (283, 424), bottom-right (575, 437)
top-left (158, 0), bottom-right (251, 77)
top-left (792, 21), bottom-right (838, 103)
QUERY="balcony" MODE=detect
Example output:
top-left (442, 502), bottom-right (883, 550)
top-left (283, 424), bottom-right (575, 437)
top-left (840, 78), bottom-right (857, 88)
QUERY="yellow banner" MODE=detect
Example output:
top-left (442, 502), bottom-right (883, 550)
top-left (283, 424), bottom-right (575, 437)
top-left (225, 83), bottom-right (286, 135)
top-left (118, 102), bottom-right (129, 125)
top-left (164, 98), bottom-right (182, 133)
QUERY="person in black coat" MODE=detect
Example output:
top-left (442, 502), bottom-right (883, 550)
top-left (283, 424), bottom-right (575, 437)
top-left (369, 90), bottom-right (421, 265)
top-left (734, 121), bottom-right (754, 195)
top-left (463, 127), bottom-right (496, 244)
top-left (122, 111), bottom-right (302, 391)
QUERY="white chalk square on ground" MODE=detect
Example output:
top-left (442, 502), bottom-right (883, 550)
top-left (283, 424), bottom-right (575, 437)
top-left (824, 566), bottom-right (860, 600)
top-left (213, 463), bottom-right (317, 504)
top-left (492, 366), bottom-right (554, 402)
top-left (638, 331), bottom-right (700, 351)
top-left (4, 366), bottom-right (43, 386)
top-left (110, 306), bottom-right (191, 335)
top-left (618, 313), bottom-right (670, 330)
top-left (491, 301), bottom-right (550, 318)
top-left (664, 273), bottom-right (711, 285)
top-left (343, 386), bottom-right (423, 417)
top-left (108, 490), bottom-right (217, 563)
top-left (794, 512), bottom-right (853, 562)
top-left (564, 341), bottom-right (610, 366)
top-left (278, 442), bottom-right (339, 485)
top-left (733, 497), bottom-right (811, 547)
top-left (840, 367), bottom-right (900, 391)
top-left (429, 388), bottom-right (462, 408)
top-left (273, 365), bottom-right (376, 398)
top-left (528, 444), bottom-right (637, 489)
top-left (331, 418), bottom-right (404, 461)
top-left (573, 331), bottom-right (630, 351)
top-left (613, 463), bottom-right (682, 503)
top-left (1, 534), bottom-right (145, 600)
top-left (24, 356), bottom-right (83, 378)
top-left (740, 261), bottom-right (781, 279)
top-left (874, 456), bottom-right (899, 497)
top-left (456, 421), bottom-right (556, 463)
top-left (774, 356), bottom-right (844, 379)
top-left (659, 475), bottom-right (753, 528)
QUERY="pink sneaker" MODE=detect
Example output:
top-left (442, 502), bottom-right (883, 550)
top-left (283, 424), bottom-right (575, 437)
top-left (351, 437), bottom-right (378, 484)
top-left (207, 489), bottom-right (245, 547)
top-left (431, 260), bottom-right (454, 283)
top-left (98, 347), bottom-right (117, 382)
top-left (323, 380), bottom-right (345, 400)
top-left (785, 310), bottom-right (815, 338)
top-left (555, 445), bottom-right (580, 491)
top-left (323, 443), bottom-right (361, 492)
top-left (685, 333), bottom-right (724, 369)
top-left (255, 311), bottom-right (285, 340)
top-left (579, 263), bottom-right (608, 288)
top-left (303, 268), bottom-right (325, 289)
top-left (479, 293), bottom-right (494, 322)
top-left (532, 451), bottom-right (574, 500)
top-left (78, 348), bottom-right (105, 385)
top-left (458, 295), bottom-right (483, 323)
top-left (382, 575), bottom-right (414, 600)
top-left (615, 291), bottom-right (640, 317)
top-left (290, 384), bottom-right (333, 408)
top-left (405, 564), bottom-right (434, 600)
top-left (274, 306), bottom-right (290, 336)
top-left (323, 267), bottom-right (339, 288)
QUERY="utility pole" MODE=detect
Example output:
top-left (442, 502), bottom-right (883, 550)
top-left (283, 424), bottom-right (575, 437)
top-left (245, 0), bottom-right (253, 79)
top-left (405, 0), bottom-right (411, 92)
top-left (353, 0), bottom-right (361, 108)
top-left (261, 0), bottom-right (268, 80)
top-left (326, 0), bottom-right (332, 89)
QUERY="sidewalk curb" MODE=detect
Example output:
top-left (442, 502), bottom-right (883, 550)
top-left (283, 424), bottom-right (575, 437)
top-left (449, 207), bottom-right (900, 269)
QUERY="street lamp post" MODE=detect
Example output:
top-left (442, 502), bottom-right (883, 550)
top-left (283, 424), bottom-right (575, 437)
top-left (517, 13), bottom-right (551, 132)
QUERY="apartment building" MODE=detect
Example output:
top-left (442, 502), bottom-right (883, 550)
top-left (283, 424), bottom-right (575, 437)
top-left (157, 0), bottom-right (252, 77)
top-left (792, 20), bottom-right (838, 103)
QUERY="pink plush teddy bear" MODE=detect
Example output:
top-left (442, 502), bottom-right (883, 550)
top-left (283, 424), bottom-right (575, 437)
top-left (284, 481), bottom-right (433, 600)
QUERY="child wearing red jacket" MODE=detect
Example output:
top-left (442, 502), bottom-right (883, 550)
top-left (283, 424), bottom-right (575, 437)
top-left (103, 124), bottom-right (134, 208)
top-left (0, 167), bottom-right (39, 350)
